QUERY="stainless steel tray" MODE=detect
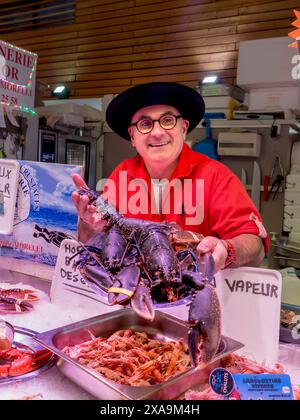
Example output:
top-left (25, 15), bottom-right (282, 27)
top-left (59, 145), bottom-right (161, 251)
top-left (0, 326), bottom-right (56, 385)
top-left (34, 309), bottom-right (243, 400)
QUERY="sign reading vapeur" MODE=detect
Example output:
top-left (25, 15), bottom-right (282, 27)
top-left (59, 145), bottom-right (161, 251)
top-left (0, 40), bottom-right (37, 109)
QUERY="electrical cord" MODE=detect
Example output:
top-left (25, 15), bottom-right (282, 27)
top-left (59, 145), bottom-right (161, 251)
top-left (271, 119), bottom-right (278, 138)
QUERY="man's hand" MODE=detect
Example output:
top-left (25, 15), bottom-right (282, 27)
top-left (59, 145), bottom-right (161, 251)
top-left (197, 234), bottom-right (265, 273)
top-left (197, 236), bottom-right (228, 273)
top-left (72, 173), bottom-right (105, 229)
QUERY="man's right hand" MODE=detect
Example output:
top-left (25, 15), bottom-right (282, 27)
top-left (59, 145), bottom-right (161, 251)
top-left (72, 173), bottom-right (106, 229)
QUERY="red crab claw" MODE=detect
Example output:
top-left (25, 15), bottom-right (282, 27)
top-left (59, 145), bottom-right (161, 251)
top-left (188, 284), bottom-right (221, 367)
top-left (0, 288), bottom-right (39, 302)
top-left (0, 297), bottom-right (33, 313)
top-left (131, 281), bottom-right (155, 321)
top-left (108, 265), bottom-right (140, 305)
top-left (8, 349), bottom-right (53, 377)
top-left (31, 349), bottom-right (53, 368)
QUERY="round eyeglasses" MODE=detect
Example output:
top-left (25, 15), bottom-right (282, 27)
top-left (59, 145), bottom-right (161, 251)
top-left (129, 114), bottom-right (182, 134)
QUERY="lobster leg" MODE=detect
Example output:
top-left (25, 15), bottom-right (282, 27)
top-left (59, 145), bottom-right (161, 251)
top-left (177, 249), bottom-right (199, 272)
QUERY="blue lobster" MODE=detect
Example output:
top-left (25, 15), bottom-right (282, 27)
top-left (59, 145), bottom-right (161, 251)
top-left (73, 188), bottom-right (221, 367)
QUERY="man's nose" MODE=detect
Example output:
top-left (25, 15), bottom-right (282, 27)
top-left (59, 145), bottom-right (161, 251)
top-left (150, 120), bottom-right (165, 136)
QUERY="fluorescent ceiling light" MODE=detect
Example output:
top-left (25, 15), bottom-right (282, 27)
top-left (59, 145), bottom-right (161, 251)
top-left (202, 76), bottom-right (218, 84)
top-left (53, 86), bottom-right (66, 93)
top-left (51, 85), bottom-right (70, 99)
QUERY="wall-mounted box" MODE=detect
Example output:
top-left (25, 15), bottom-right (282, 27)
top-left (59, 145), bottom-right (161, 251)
top-left (217, 132), bottom-right (261, 157)
top-left (248, 87), bottom-right (300, 112)
top-left (237, 37), bottom-right (297, 89)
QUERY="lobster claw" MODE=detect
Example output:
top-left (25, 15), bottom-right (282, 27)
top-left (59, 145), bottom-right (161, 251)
top-left (83, 265), bottom-right (114, 294)
top-left (188, 284), bottom-right (221, 367)
top-left (131, 281), bottom-right (155, 321)
top-left (108, 265), bottom-right (140, 305)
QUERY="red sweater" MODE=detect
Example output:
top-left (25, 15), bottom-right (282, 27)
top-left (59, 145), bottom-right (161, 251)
top-left (104, 144), bottom-right (269, 251)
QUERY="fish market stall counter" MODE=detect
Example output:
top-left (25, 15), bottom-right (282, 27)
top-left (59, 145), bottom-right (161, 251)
top-left (0, 268), bottom-right (240, 400)
top-left (0, 268), bottom-right (96, 400)
top-left (1, 267), bottom-right (300, 400)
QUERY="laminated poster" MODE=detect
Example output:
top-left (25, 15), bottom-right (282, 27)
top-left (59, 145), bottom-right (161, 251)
top-left (0, 160), bottom-right (82, 266)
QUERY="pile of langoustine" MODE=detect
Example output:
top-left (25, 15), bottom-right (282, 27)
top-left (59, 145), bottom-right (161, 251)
top-left (185, 353), bottom-right (300, 400)
top-left (63, 329), bottom-right (190, 386)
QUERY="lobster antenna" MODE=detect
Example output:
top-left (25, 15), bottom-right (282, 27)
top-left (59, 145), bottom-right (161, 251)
top-left (66, 235), bottom-right (105, 268)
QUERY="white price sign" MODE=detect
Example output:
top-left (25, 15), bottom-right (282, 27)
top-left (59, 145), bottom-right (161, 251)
top-left (215, 267), bottom-right (282, 365)
top-left (0, 159), bottom-right (20, 234)
top-left (51, 239), bottom-right (119, 319)
top-left (0, 40), bottom-right (37, 109)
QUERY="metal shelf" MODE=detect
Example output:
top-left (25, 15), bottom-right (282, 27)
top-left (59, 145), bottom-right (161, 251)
top-left (197, 119), bottom-right (300, 131)
top-left (103, 120), bottom-right (300, 133)
top-left (244, 184), bottom-right (283, 192)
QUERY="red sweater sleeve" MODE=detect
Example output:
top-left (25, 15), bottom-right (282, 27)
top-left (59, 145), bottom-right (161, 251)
top-left (207, 162), bottom-right (269, 253)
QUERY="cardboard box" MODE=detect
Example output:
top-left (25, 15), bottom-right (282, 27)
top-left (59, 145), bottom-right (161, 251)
top-left (199, 84), bottom-right (245, 102)
top-left (248, 87), bottom-right (300, 112)
top-left (237, 37), bottom-right (297, 89)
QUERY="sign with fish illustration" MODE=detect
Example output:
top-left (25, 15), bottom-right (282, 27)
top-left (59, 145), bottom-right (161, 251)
top-left (0, 160), bottom-right (82, 267)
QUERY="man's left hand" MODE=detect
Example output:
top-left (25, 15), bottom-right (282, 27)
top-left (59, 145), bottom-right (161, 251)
top-left (197, 236), bottom-right (228, 273)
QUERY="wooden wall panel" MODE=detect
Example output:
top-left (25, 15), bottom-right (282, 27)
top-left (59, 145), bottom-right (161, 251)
top-left (0, 0), bottom-right (298, 100)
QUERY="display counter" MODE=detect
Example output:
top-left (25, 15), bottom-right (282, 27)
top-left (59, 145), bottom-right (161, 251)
top-left (0, 268), bottom-right (95, 400)
top-left (0, 268), bottom-right (299, 400)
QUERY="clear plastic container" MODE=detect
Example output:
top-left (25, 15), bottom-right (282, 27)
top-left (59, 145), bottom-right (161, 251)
top-left (0, 321), bottom-right (14, 350)
top-left (279, 343), bottom-right (300, 386)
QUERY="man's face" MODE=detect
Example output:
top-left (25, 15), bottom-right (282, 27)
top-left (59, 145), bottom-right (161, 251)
top-left (128, 104), bottom-right (189, 167)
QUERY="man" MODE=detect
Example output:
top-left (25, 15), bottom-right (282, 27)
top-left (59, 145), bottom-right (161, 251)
top-left (72, 82), bottom-right (268, 272)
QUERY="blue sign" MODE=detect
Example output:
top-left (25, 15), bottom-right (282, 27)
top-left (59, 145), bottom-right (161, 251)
top-left (232, 374), bottom-right (294, 400)
top-left (209, 370), bottom-right (294, 400)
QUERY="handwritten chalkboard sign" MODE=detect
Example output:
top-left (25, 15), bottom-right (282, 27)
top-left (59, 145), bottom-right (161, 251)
top-left (0, 159), bottom-right (20, 234)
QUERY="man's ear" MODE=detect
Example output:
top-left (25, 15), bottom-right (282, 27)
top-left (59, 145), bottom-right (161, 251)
top-left (128, 127), bottom-right (135, 147)
top-left (182, 119), bottom-right (189, 136)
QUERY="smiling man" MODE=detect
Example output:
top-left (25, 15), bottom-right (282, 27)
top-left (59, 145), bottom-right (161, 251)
top-left (128, 105), bottom-right (188, 180)
top-left (72, 81), bottom-right (268, 272)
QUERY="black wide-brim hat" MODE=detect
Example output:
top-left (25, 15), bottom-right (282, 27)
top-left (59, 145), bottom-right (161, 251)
top-left (106, 82), bottom-right (205, 141)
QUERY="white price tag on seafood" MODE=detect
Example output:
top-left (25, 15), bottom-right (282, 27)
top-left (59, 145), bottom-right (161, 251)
top-left (0, 159), bottom-right (20, 234)
top-left (51, 239), bottom-right (119, 318)
top-left (215, 266), bottom-right (282, 365)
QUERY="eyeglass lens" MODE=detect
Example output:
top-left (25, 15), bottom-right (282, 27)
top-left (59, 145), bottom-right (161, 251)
top-left (137, 114), bottom-right (180, 133)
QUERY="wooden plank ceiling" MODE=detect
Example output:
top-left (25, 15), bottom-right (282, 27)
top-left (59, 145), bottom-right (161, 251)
top-left (0, 0), bottom-right (298, 100)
